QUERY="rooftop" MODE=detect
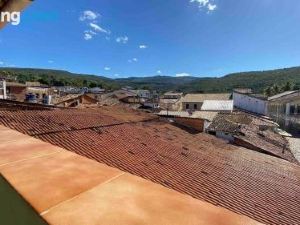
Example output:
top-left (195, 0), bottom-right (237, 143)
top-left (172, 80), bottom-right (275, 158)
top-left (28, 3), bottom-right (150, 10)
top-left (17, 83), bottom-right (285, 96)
top-left (208, 112), bottom-right (297, 163)
top-left (201, 100), bottom-right (233, 111)
top-left (0, 126), bottom-right (261, 225)
top-left (158, 110), bottom-right (218, 121)
top-left (182, 93), bottom-right (231, 103)
top-left (268, 90), bottom-right (299, 101)
top-left (164, 92), bottom-right (183, 96)
top-left (0, 105), bottom-right (300, 225)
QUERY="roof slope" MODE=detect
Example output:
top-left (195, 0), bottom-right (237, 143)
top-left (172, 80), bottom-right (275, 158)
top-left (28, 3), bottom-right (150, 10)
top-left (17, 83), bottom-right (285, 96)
top-left (208, 112), bottom-right (297, 163)
top-left (182, 93), bottom-right (231, 103)
top-left (158, 110), bottom-right (218, 121)
top-left (0, 106), bottom-right (300, 225)
top-left (0, 126), bottom-right (262, 225)
top-left (201, 100), bottom-right (233, 111)
top-left (268, 90), bottom-right (299, 101)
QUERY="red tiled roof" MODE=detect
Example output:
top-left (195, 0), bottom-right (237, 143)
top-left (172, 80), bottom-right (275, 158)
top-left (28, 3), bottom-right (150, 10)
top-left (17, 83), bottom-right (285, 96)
top-left (0, 126), bottom-right (262, 225)
top-left (0, 106), bottom-right (300, 225)
top-left (208, 112), bottom-right (297, 163)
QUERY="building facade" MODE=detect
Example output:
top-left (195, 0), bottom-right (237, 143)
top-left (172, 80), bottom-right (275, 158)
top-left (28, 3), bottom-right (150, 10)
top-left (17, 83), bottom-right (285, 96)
top-left (181, 93), bottom-right (231, 111)
top-left (0, 79), bottom-right (6, 99)
top-left (268, 91), bottom-right (300, 134)
top-left (233, 91), bottom-right (268, 115)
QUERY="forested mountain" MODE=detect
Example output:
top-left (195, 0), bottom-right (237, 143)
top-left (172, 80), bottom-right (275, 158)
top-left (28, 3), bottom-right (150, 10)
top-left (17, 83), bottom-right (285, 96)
top-left (181, 67), bottom-right (300, 93)
top-left (0, 68), bottom-right (119, 90)
top-left (1, 66), bottom-right (300, 94)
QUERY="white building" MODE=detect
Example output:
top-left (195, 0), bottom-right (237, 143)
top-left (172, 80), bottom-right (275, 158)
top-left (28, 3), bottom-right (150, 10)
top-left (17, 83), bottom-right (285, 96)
top-left (201, 100), bottom-right (233, 112)
top-left (0, 79), bottom-right (7, 99)
top-left (182, 93), bottom-right (231, 111)
top-left (267, 90), bottom-right (300, 133)
top-left (233, 91), bottom-right (268, 115)
top-left (136, 90), bottom-right (151, 99)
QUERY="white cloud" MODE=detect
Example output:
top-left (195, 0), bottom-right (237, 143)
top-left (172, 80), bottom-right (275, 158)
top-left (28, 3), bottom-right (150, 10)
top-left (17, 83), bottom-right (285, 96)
top-left (0, 61), bottom-right (4, 65)
top-left (84, 32), bottom-right (93, 40)
top-left (80, 10), bottom-right (110, 40)
top-left (139, 45), bottom-right (148, 49)
top-left (157, 70), bottom-right (162, 74)
top-left (48, 60), bottom-right (54, 64)
top-left (175, 72), bottom-right (191, 77)
top-left (116, 36), bottom-right (129, 44)
top-left (89, 23), bottom-right (110, 34)
top-left (190, 0), bottom-right (217, 12)
top-left (128, 58), bottom-right (138, 63)
top-left (207, 3), bottom-right (217, 11)
top-left (79, 10), bottom-right (99, 21)
top-left (104, 67), bottom-right (111, 71)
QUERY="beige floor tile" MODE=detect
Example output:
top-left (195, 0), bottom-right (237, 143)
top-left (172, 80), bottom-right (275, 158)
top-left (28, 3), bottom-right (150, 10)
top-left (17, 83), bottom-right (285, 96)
top-left (0, 129), bottom-right (29, 143)
top-left (1, 151), bottom-right (122, 213)
top-left (0, 138), bottom-right (61, 167)
top-left (43, 173), bottom-right (261, 225)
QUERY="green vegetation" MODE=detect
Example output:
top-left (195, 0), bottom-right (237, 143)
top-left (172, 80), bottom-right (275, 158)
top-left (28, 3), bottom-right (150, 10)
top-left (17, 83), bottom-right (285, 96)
top-left (264, 81), bottom-right (295, 97)
top-left (177, 67), bottom-right (300, 94)
top-left (1, 66), bottom-right (300, 94)
top-left (0, 68), bottom-right (119, 90)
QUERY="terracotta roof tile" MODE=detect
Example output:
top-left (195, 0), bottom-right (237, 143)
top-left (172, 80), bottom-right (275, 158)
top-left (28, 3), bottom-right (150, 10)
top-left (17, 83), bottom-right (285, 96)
top-left (0, 125), bottom-right (261, 225)
top-left (0, 107), bottom-right (299, 225)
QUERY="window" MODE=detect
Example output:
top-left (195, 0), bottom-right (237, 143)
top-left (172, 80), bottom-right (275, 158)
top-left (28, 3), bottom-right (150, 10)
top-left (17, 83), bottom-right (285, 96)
top-left (194, 104), bottom-right (198, 110)
top-left (186, 104), bottom-right (190, 110)
top-left (290, 105), bottom-right (295, 114)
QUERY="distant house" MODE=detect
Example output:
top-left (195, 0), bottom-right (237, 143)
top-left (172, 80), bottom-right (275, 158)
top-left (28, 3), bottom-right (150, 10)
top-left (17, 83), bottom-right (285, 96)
top-left (142, 100), bottom-right (159, 109)
top-left (157, 110), bottom-right (218, 132)
top-left (268, 90), bottom-right (300, 134)
top-left (135, 90), bottom-right (151, 99)
top-left (53, 94), bottom-right (98, 107)
top-left (233, 91), bottom-right (268, 115)
top-left (113, 90), bottom-right (141, 104)
top-left (0, 78), bottom-right (6, 99)
top-left (201, 100), bottom-right (233, 112)
top-left (25, 81), bottom-right (41, 87)
top-left (89, 87), bottom-right (105, 94)
top-left (163, 92), bottom-right (183, 99)
top-left (5, 82), bottom-right (27, 102)
top-left (181, 93), bottom-right (231, 111)
top-left (206, 112), bottom-right (296, 163)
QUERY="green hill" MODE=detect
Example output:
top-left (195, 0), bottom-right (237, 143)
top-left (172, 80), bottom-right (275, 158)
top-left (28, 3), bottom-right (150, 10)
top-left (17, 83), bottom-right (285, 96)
top-left (181, 67), bottom-right (300, 93)
top-left (116, 76), bottom-right (198, 91)
top-left (0, 68), bottom-right (119, 90)
top-left (1, 66), bottom-right (300, 94)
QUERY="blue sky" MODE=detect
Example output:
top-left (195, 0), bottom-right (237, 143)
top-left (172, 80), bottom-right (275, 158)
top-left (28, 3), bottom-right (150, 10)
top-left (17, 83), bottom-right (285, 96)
top-left (0, 0), bottom-right (300, 78)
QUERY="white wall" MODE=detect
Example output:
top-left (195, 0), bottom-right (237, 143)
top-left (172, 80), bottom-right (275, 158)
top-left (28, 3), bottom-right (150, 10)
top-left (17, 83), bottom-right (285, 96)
top-left (0, 80), bottom-right (7, 100)
top-left (233, 92), bottom-right (267, 115)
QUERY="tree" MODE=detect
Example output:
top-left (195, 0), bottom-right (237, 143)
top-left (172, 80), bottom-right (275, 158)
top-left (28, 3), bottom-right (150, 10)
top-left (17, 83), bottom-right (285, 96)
top-left (82, 79), bottom-right (88, 87)
top-left (264, 86), bottom-right (272, 97)
top-left (89, 82), bottom-right (98, 88)
top-left (272, 84), bottom-right (280, 95)
top-left (282, 81), bottom-right (293, 92)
